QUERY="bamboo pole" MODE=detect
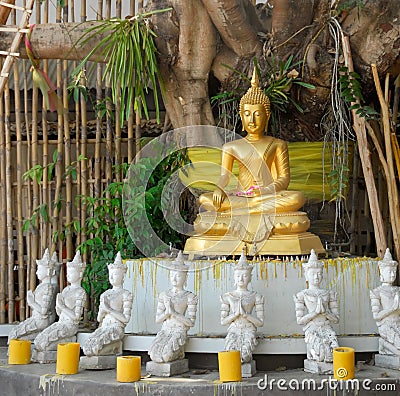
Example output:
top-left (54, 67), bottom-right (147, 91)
top-left (51, 5), bottom-right (64, 262)
top-left (22, 56), bottom-right (32, 319)
top-left (80, 71), bottom-right (87, 259)
top-left (125, 0), bottom-right (135, 164)
top-left (41, 0), bottom-right (49, 250)
top-left (13, 42), bottom-right (26, 321)
top-left (0, 60), bottom-right (6, 323)
top-left (62, 0), bottom-right (72, 261)
top-left (341, 36), bottom-right (387, 257)
top-left (4, 82), bottom-right (14, 322)
top-left (105, 0), bottom-right (112, 193)
top-left (29, 79), bottom-right (39, 292)
top-left (371, 64), bottom-right (400, 260)
top-left (0, 0), bottom-right (15, 24)
top-left (94, 0), bottom-right (103, 203)
top-left (127, 100), bottom-right (134, 164)
top-left (134, 0), bottom-right (143, 162)
top-left (81, 0), bottom-right (86, 22)
top-left (78, 0), bottom-right (87, 259)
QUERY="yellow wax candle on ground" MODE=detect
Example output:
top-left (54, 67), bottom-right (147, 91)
top-left (333, 347), bottom-right (355, 380)
top-left (56, 342), bottom-right (80, 375)
top-left (117, 356), bottom-right (141, 382)
top-left (8, 339), bottom-right (31, 365)
top-left (218, 350), bottom-right (242, 382)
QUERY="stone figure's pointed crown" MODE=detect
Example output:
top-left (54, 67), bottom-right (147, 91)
top-left (36, 248), bottom-right (59, 270)
top-left (233, 250), bottom-right (253, 272)
top-left (168, 251), bottom-right (189, 272)
top-left (108, 251), bottom-right (127, 272)
top-left (67, 250), bottom-right (86, 271)
top-left (302, 249), bottom-right (324, 271)
top-left (239, 65), bottom-right (270, 115)
top-left (378, 248), bottom-right (398, 269)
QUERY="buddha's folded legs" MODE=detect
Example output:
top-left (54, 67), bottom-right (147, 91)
top-left (199, 190), bottom-right (306, 215)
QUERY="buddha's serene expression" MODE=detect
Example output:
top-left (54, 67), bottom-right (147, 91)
top-left (305, 268), bottom-right (323, 287)
top-left (234, 269), bottom-right (252, 288)
top-left (241, 103), bottom-right (269, 136)
top-left (380, 266), bottom-right (397, 284)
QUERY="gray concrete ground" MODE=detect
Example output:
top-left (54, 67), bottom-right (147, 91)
top-left (0, 347), bottom-right (399, 396)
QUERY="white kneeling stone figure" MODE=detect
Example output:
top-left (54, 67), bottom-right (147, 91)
top-left (147, 251), bottom-right (198, 376)
top-left (294, 249), bottom-right (339, 374)
top-left (370, 248), bottom-right (400, 369)
top-left (220, 251), bottom-right (264, 377)
top-left (33, 251), bottom-right (86, 362)
top-left (8, 249), bottom-right (60, 344)
top-left (81, 252), bottom-right (133, 369)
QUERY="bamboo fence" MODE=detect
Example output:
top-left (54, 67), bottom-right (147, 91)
top-left (0, 0), bottom-right (144, 324)
top-left (0, 0), bottom-right (397, 325)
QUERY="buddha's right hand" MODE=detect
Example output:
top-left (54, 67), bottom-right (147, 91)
top-left (212, 188), bottom-right (226, 209)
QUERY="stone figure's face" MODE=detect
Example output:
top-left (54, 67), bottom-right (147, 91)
top-left (234, 269), bottom-right (251, 288)
top-left (109, 268), bottom-right (125, 287)
top-left (380, 266), bottom-right (397, 284)
top-left (67, 266), bottom-right (81, 284)
top-left (170, 270), bottom-right (187, 288)
top-left (241, 103), bottom-right (268, 135)
top-left (305, 268), bottom-right (323, 287)
top-left (36, 264), bottom-right (49, 281)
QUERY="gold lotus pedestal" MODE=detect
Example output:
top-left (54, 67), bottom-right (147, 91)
top-left (184, 211), bottom-right (325, 259)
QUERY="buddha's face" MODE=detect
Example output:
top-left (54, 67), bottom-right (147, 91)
top-left (380, 266), bottom-right (397, 284)
top-left (109, 268), bottom-right (125, 287)
top-left (241, 103), bottom-right (269, 136)
top-left (305, 268), bottom-right (323, 287)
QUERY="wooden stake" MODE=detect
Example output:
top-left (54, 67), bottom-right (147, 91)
top-left (341, 36), bottom-right (387, 257)
top-left (371, 64), bottom-right (400, 260)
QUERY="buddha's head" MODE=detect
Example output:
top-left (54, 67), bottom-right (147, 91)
top-left (378, 248), bottom-right (398, 284)
top-left (239, 69), bottom-right (270, 135)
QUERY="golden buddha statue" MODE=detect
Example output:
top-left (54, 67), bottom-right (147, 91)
top-left (184, 70), bottom-right (324, 258)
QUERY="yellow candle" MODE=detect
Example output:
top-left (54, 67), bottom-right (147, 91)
top-left (8, 339), bottom-right (31, 365)
top-left (218, 350), bottom-right (242, 382)
top-left (117, 356), bottom-right (141, 382)
top-left (56, 342), bottom-right (81, 375)
top-left (333, 347), bottom-right (355, 380)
